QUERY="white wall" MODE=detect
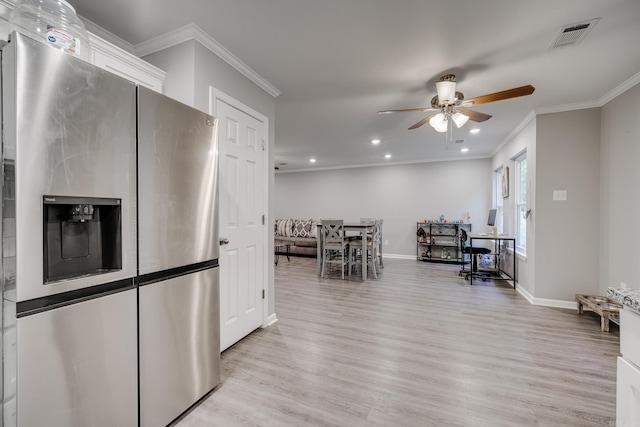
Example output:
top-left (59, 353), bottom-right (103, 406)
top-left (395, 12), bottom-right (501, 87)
top-left (124, 22), bottom-right (640, 308)
top-left (275, 159), bottom-right (492, 257)
top-left (142, 41), bottom-right (196, 107)
top-left (492, 90), bottom-right (640, 304)
top-left (600, 83), bottom-right (640, 292)
top-left (492, 118), bottom-right (536, 296)
top-left (535, 109), bottom-right (601, 300)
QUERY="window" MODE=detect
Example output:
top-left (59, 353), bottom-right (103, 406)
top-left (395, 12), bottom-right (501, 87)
top-left (494, 168), bottom-right (504, 234)
top-left (515, 153), bottom-right (527, 254)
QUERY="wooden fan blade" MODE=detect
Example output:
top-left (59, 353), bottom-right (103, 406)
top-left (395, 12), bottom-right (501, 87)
top-left (378, 107), bottom-right (437, 114)
top-left (408, 114), bottom-right (437, 130)
top-left (461, 85), bottom-right (535, 107)
top-left (458, 107), bottom-right (492, 123)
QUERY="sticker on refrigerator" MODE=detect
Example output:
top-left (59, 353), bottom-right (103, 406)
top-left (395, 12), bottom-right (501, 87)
top-left (46, 25), bottom-right (80, 55)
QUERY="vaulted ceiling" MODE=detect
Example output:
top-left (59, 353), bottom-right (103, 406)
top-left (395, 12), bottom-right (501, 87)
top-left (71, 0), bottom-right (640, 171)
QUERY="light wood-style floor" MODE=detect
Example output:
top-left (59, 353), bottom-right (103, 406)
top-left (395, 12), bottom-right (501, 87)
top-left (177, 257), bottom-right (619, 427)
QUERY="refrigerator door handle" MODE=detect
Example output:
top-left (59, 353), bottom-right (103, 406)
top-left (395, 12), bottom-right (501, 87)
top-left (219, 237), bottom-right (230, 245)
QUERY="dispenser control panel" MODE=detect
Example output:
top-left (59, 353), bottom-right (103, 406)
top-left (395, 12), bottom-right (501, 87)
top-left (43, 196), bottom-right (122, 283)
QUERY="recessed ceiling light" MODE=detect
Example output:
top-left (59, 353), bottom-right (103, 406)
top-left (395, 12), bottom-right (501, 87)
top-left (469, 128), bottom-right (480, 134)
top-left (371, 139), bottom-right (381, 145)
top-left (460, 148), bottom-right (469, 153)
top-left (309, 158), bottom-right (316, 163)
top-left (385, 154), bottom-right (391, 159)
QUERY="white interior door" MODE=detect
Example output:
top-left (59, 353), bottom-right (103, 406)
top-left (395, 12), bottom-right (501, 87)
top-left (215, 95), bottom-right (266, 351)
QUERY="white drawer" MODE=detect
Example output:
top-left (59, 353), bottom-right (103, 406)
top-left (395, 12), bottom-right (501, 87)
top-left (621, 308), bottom-right (640, 367)
top-left (617, 357), bottom-right (640, 426)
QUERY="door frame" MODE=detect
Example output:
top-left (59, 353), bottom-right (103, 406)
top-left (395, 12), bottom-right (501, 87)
top-left (209, 86), bottom-right (272, 329)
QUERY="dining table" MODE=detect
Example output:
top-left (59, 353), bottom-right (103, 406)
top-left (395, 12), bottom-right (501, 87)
top-left (316, 220), bottom-right (377, 280)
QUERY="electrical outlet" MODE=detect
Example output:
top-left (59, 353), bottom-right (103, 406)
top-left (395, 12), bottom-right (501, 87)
top-left (384, 240), bottom-right (389, 245)
top-left (553, 190), bottom-right (567, 201)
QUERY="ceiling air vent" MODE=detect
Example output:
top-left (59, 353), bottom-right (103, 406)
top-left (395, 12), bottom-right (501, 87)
top-left (550, 18), bottom-right (600, 49)
top-left (454, 139), bottom-right (464, 144)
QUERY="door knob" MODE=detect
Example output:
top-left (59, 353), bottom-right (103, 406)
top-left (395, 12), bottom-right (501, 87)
top-left (219, 237), bottom-right (230, 245)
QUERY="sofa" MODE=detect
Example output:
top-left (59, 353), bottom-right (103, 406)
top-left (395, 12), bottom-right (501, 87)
top-left (274, 219), bottom-right (319, 257)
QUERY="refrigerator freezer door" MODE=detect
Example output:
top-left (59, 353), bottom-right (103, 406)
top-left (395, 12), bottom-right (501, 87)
top-left (2, 33), bottom-right (137, 302)
top-left (138, 86), bottom-right (219, 275)
top-left (139, 267), bottom-right (221, 427)
top-left (16, 289), bottom-right (137, 426)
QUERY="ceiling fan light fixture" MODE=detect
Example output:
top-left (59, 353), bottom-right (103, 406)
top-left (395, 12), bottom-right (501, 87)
top-left (434, 123), bottom-right (447, 133)
top-left (436, 80), bottom-right (456, 104)
top-left (378, 74), bottom-right (535, 135)
top-left (429, 113), bottom-right (448, 132)
top-left (452, 112), bottom-right (469, 128)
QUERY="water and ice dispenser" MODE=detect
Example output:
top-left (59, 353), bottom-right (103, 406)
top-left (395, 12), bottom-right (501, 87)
top-left (43, 195), bottom-right (122, 283)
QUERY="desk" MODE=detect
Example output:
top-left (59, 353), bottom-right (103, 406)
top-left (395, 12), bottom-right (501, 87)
top-left (317, 221), bottom-right (377, 280)
top-left (467, 233), bottom-right (516, 288)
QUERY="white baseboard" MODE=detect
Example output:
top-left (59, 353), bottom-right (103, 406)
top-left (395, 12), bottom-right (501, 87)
top-left (517, 286), bottom-right (576, 309)
top-left (263, 313), bottom-right (278, 328)
top-left (382, 253), bottom-right (416, 260)
top-left (301, 253), bottom-right (577, 309)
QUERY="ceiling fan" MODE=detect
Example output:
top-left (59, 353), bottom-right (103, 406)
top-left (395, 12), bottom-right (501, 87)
top-left (378, 74), bottom-right (535, 132)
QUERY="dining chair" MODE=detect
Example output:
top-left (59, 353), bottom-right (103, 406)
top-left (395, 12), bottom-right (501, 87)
top-left (377, 219), bottom-right (384, 268)
top-left (349, 219), bottom-right (380, 279)
top-left (320, 219), bottom-right (350, 279)
top-left (355, 218), bottom-right (383, 268)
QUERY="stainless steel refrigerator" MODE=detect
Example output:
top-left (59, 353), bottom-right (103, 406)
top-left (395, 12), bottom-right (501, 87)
top-left (137, 86), bottom-right (220, 427)
top-left (1, 32), bottom-right (138, 426)
top-left (1, 33), bottom-right (220, 427)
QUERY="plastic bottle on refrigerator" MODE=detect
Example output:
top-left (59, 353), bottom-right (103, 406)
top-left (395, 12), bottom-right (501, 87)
top-left (9, 0), bottom-right (91, 61)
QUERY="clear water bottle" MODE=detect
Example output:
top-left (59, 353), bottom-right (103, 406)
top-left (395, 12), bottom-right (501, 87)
top-left (8, 0), bottom-right (91, 61)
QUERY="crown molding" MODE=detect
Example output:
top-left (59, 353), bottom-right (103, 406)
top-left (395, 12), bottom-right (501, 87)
top-left (134, 23), bottom-right (280, 98)
top-left (496, 71), bottom-right (640, 156)
top-left (535, 71), bottom-right (640, 116)
top-left (599, 70), bottom-right (640, 105)
top-left (276, 155), bottom-right (490, 174)
top-left (134, 24), bottom-right (203, 57)
top-left (534, 100), bottom-right (601, 115)
top-left (491, 110), bottom-right (536, 157)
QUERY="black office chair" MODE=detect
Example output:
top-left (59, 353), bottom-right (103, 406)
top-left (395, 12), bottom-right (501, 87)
top-left (458, 229), bottom-right (492, 281)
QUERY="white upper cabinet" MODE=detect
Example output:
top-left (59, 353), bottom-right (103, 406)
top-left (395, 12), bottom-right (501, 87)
top-left (89, 34), bottom-right (165, 93)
